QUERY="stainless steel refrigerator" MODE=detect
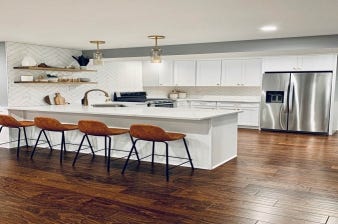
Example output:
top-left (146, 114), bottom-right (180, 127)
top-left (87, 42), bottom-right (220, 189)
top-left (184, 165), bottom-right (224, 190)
top-left (260, 71), bottom-right (332, 134)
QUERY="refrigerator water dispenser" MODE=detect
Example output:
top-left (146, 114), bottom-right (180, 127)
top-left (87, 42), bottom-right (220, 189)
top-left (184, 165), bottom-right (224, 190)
top-left (266, 91), bottom-right (284, 103)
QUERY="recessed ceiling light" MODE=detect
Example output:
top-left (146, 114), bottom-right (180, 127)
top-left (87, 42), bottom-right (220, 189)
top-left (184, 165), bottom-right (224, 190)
top-left (260, 25), bottom-right (277, 32)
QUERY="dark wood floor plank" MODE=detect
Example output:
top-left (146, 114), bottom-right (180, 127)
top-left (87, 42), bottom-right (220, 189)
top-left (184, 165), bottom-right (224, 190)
top-left (0, 129), bottom-right (338, 223)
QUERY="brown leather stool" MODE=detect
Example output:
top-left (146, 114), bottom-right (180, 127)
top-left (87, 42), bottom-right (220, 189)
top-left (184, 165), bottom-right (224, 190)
top-left (122, 124), bottom-right (194, 181)
top-left (73, 120), bottom-right (140, 172)
top-left (31, 116), bottom-right (78, 164)
top-left (0, 115), bottom-right (34, 158)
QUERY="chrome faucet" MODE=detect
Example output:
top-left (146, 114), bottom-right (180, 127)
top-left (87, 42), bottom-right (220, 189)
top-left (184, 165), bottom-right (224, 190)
top-left (81, 89), bottom-right (110, 106)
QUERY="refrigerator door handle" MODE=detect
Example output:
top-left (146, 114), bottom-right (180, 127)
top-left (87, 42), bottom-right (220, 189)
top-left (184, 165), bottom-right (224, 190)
top-left (288, 79), bottom-right (294, 112)
top-left (279, 105), bottom-right (286, 130)
top-left (283, 85), bottom-right (289, 112)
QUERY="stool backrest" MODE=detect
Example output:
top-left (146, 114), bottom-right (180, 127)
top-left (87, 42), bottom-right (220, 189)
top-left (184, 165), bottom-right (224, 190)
top-left (34, 116), bottom-right (65, 131)
top-left (78, 120), bottom-right (111, 136)
top-left (0, 115), bottom-right (21, 128)
top-left (130, 124), bottom-right (169, 142)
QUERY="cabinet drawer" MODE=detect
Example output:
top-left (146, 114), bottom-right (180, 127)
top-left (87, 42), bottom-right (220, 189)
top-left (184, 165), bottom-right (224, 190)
top-left (191, 101), bottom-right (217, 107)
top-left (237, 103), bottom-right (260, 108)
top-left (217, 102), bottom-right (237, 108)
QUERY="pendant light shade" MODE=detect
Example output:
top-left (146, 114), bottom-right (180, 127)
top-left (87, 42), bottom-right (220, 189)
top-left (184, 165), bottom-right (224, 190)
top-left (90, 40), bottom-right (105, 65)
top-left (148, 35), bottom-right (165, 63)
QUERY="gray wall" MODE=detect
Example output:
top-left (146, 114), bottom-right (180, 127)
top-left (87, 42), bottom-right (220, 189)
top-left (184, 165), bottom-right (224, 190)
top-left (0, 42), bottom-right (7, 106)
top-left (83, 35), bottom-right (338, 59)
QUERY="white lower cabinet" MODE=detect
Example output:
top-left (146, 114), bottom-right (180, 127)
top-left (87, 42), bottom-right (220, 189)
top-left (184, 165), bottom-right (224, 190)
top-left (217, 102), bottom-right (259, 127)
top-left (177, 100), bottom-right (260, 127)
top-left (175, 100), bottom-right (190, 108)
top-left (237, 106), bottom-right (259, 126)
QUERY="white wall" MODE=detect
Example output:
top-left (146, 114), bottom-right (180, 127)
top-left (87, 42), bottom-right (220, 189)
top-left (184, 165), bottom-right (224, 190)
top-left (6, 42), bottom-right (143, 106)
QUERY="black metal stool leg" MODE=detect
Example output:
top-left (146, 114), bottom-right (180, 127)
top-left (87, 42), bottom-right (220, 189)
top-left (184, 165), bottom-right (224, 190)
top-left (16, 127), bottom-right (21, 158)
top-left (165, 142), bottom-right (169, 181)
top-left (42, 130), bottom-right (53, 150)
top-left (104, 136), bottom-right (107, 159)
top-left (63, 134), bottom-right (67, 153)
top-left (72, 134), bottom-right (86, 166)
top-left (60, 131), bottom-right (65, 164)
top-left (129, 135), bottom-right (140, 164)
top-left (31, 129), bottom-right (43, 159)
top-left (122, 139), bottom-right (138, 174)
top-left (107, 136), bottom-right (111, 172)
top-left (152, 141), bottom-right (155, 166)
top-left (23, 127), bottom-right (29, 149)
top-left (183, 138), bottom-right (194, 170)
top-left (85, 135), bottom-right (95, 157)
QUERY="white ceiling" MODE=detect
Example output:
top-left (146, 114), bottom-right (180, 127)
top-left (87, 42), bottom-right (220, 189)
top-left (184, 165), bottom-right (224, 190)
top-left (1, 0), bottom-right (338, 50)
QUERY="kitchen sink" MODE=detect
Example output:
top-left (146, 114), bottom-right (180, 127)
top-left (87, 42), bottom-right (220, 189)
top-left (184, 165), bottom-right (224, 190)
top-left (91, 104), bottom-right (127, 107)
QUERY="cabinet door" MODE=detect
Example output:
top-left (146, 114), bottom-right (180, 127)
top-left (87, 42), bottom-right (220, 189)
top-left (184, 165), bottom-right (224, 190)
top-left (175, 100), bottom-right (190, 108)
top-left (221, 59), bottom-right (243, 86)
top-left (174, 60), bottom-right (196, 86)
top-left (196, 60), bottom-right (221, 86)
top-left (158, 60), bottom-right (174, 86)
top-left (142, 61), bottom-right (159, 86)
top-left (238, 104), bottom-right (260, 126)
top-left (242, 59), bottom-right (262, 86)
top-left (262, 56), bottom-right (298, 72)
top-left (299, 55), bottom-right (335, 71)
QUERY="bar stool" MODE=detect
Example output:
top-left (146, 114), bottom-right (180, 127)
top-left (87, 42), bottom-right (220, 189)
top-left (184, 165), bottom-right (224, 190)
top-left (72, 120), bottom-right (140, 172)
top-left (0, 115), bottom-right (34, 158)
top-left (122, 124), bottom-right (194, 181)
top-left (31, 116), bottom-right (78, 164)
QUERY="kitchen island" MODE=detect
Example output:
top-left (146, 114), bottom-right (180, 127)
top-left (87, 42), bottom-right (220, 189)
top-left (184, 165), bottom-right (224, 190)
top-left (7, 105), bottom-right (239, 170)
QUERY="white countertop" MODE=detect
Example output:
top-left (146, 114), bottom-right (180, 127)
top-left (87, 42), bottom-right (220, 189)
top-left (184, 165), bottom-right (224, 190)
top-left (176, 96), bottom-right (260, 103)
top-left (7, 105), bottom-right (240, 121)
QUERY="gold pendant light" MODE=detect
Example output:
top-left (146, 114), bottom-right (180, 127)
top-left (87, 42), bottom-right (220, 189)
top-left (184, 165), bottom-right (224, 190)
top-left (90, 40), bottom-right (105, 65)
top-left (148, 35), bottom-right (165, 63)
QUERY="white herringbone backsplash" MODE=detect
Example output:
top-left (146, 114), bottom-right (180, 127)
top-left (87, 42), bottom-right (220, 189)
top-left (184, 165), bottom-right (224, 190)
top-left (7, 42), bottom-right (143, 106)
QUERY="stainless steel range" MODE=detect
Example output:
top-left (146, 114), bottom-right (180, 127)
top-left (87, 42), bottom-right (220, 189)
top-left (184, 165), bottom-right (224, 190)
top-left (113, 91), bottom-right (174, 108)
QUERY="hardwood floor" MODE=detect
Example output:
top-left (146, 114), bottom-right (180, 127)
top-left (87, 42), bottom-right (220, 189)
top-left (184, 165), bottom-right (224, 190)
top-left (1, 129), bottom-right (338, 223)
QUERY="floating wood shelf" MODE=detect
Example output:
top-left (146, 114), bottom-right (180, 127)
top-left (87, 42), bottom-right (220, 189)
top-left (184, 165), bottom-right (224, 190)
top-left (14, 81), bottom-right (97, 84)
top-left (13, 66), bottom-right (96, 72)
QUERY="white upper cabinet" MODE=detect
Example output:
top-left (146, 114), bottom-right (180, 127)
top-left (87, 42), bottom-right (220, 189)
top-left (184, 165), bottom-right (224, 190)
top-left (174, 60), bottom-right (196, 86)
top-left (196, 60), bottom-right (221, 86)
top-left (299, 55), bottom-right (335, 71)
top-left (221, 59), bottom-right (262, 86)
top-left (243, 59), bottom-right (262, 86)
top-left (142, 60), bottom-right (174, 86)
top-left (262, 56), bottom-right (298, 72)
top-left (142, 61), bottom-right (159, 86)
top-left (263, 54), bottom-right (336, 72)
top-left (221, 59), bottom-right (242, 86)
top-left (158, 60), bottom-right (174, 86)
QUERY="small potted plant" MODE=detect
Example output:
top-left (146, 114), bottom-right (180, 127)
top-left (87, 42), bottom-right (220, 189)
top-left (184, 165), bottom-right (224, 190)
top-left (72, 55), bottom-right (90, 69)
